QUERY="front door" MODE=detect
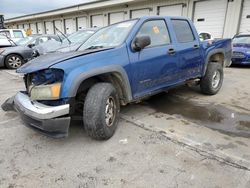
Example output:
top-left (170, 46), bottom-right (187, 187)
top-left (128, 19), bottom-right (179, 98)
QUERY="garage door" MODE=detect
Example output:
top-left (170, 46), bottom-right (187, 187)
top-left (54, 20), bottom-right (63, 32)
top-left (45, 21), bottom-right (54, 34)
top-left (239, 0), bottom-right (250, 33)
top-left (77, 17), bottom-right (87, 30)
top-left (131, 9), bottom-right (150, 18)
top-left (158, 4), bottom-right (183, 16)
top-left (65, 18), bottom-right (76, 34)
top-left (91, 15), bottom-right (104, 27)
top-left (23, 24), bottom-right (29, 31)
top-left (193, 0), bottom-right (227, 38)
top-left (109, 12), bottom-right (125, 24)
top-left (30, 23), bottom-right (37, 34)
top-left (37, 22), bottom-right (44, 34)
top-left (18, 24), bottom-right (24, 29)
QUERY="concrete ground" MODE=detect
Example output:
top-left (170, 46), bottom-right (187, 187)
top-left (0, 67), bottom-right (249, 188)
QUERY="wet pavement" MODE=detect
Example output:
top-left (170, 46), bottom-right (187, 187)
top-left (143, 93), bottom-right (250, 138)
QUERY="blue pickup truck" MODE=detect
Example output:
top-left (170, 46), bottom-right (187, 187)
top-left (2, 16), bottom-right (232, 140)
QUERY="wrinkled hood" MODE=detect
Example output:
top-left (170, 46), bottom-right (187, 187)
top-left (17, 48), bottom-right (113, 74)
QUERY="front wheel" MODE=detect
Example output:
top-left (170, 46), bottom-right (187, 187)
top-left (83, 83), bottom-right (120, 140)
top-left (5, 54), bottom-right (24, 69)
top-left (200, 62), bottom-right (223, 95)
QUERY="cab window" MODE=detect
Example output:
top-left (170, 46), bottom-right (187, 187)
top-left (172, 19), bottom-right (195, 43)
top-left (136, 20), bottom-right (171, 47)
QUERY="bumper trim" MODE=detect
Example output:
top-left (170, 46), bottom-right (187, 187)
top-left (2, 92), bottom-right (71, 138)
top-left (14, 92), bottom-right (70, 120)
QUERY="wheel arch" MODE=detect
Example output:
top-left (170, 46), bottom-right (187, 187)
top-left (203, 49), bottom-right (225, 76)
top-left (68, 65), bottom-right (133, 105)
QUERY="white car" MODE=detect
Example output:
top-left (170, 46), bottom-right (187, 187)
top-left (0, 29), bottom-right (27, 42)
top-left (0, 35), bottom-right (13, 47)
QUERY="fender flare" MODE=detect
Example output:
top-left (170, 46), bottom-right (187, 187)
top-left (67, 65), bottom-right (133, 102)
top-left (203, 48), bottom-right (225, 76)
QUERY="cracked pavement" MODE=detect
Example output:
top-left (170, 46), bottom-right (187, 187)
top-left (0, 67), bottom-right (250, 188)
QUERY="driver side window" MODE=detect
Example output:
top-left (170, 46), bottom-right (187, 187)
top-left (136, 20), bottom-right (171, 48)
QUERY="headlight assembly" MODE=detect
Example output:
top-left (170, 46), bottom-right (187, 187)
top-left (29, 83), bottom-right (61, 101)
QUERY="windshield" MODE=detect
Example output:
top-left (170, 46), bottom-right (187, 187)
top-left (233, 35), bottom-right (250, 44)
top-left (16, 37), bottom-right (34, 46)
top-left (78, 20), bottom-right (137, 51)
top-left (63, 30), bottom-right (95, 44)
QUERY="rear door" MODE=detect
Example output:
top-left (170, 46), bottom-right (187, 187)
top-left (129, 19), bottom-right (179, 98)
top-left (171, 19), bottom-right (202, 80)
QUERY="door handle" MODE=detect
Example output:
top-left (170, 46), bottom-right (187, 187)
top-left (193, 44), bottom-right (200, 49)
top-left (168, 48), bottom-right (175, 55)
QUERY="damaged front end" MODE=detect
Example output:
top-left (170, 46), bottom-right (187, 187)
top-left (1, 68), bottom-right (71, 138)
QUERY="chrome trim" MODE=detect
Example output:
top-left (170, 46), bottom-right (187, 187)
top-left (14, 92), bottom-right (69, 120)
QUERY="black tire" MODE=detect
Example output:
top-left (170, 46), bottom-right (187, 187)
top-left (83, 83), bottom-right (120, 140)
top-left (5, 54), bottom-right (24, 69)
top-left (200, 62), bottom-right (223, 95)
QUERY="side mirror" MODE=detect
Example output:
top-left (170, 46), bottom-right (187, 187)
top-left (132, 35), bottom-right (151, 51)
top-left (27, 43), bottom-right (35, 48)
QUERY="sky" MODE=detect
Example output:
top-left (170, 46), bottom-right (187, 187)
top-left (0, 0), bottom-right (96, 19)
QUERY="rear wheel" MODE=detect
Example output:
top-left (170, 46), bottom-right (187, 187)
top-left (200, 62), bottom-right (223, 95)
top-left (5, 54), bottom-right (24, 69)
top-left (83, 83), bottom-right (120, 140)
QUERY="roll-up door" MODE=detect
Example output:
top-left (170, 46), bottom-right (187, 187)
top-left (109, 12), bottom-right (125, 24)
top-left (77, 17), bottom-right (87, 30)
top-left (30, 23), bottom-right (37, 34)
top-left (37, 22), bottom-right (44, 34)
top-left (131, 8), bottom-right (150, 18)
top-left (239, 0), bottom-right (250, 33)
top-left (65, 18), bottom-right (76, 34)
top-left (158, 4), bottom-right (183, 16)
top-left (193, 0), bottom-right (227, 38)
top-left (18, 24), bottom-right (24, 29)
top-left (91, 15), bottom-right (104, 27)
top-left (45, 21), bottom-right (54, 34)
top-left (54, 20), bottom-right (63, 32)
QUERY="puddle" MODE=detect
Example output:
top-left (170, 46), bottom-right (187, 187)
top-left (143, 93), bottom-right (250, 138)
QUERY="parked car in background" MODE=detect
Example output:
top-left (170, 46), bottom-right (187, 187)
top-left (0, 34), bottom-right (60, 69)
top-left (0, 29), bottom-right (27, 42)
top-left (0, 35), bottom-right (14, 47)
top-left (34, 28), bottom-right (97, 55)
top-left (2, 16), bottom-right (232, 140)
top-left (231, 34), bottom-right (250, 65)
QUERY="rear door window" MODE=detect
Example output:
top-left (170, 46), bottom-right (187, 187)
top-left (136, 20), bottom-right (171, 47)
top-left (13, 30), bottom-right (24, 38)
top-left (172, 19), bottom-right (195, 43)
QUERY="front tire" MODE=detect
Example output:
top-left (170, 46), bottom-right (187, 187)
top-left (200, 62), bottom-right (223, 95)
top-left (83, 83), bottom-right (120, 140)
top-left (5, 54), bottom-right (24, 69)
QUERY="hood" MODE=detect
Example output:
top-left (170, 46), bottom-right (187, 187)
top-left (3, 45), bottom-right (28, 52)
top-left (17, 48), bottom-right (113, 74)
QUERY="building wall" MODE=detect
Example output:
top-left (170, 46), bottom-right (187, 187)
top-left (5, 0), bottom-right (249, 38)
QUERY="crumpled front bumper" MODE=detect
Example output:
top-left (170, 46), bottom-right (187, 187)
top-left (1, 92), bottom-right (71, 138)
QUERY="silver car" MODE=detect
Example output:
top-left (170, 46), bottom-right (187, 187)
top-left (0, 35), bottom-right (60, 69)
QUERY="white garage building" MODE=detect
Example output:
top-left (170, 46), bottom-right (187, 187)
top-left (5, 0), bottom-right (250, 38)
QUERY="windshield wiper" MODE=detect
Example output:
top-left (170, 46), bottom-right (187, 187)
top-left (55, 27), bottom-right (71, 45)
top-left (4, 34), bottom-right (17, 46)
top-left (85, 45), bottom-right (104, 50)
